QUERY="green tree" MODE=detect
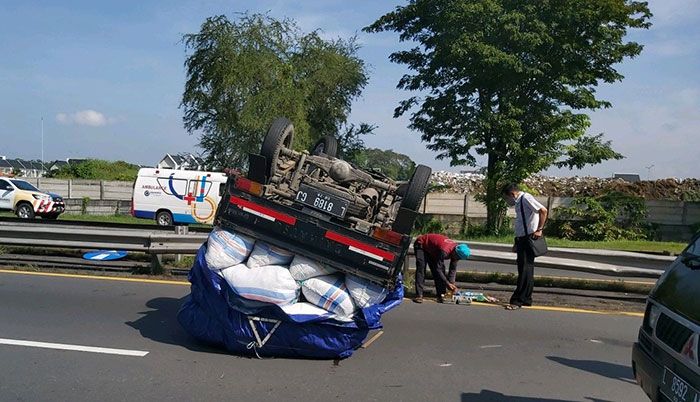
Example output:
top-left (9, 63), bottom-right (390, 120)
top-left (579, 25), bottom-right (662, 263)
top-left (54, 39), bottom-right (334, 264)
top-left (365, 0), bottom-right (651, 233)
top-left (182, 13), bottom-right (370, 169)
top-left (352, 148), bottom-right (416, 180)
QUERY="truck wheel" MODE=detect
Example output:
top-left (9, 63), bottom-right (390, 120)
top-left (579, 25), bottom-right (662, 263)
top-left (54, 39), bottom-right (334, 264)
top-left (400, 165), bottom-right (432, 211)
top-left (311, 135), bottom-right (338, 158)
top-left (16, 203), bottom-right (35, 219)
top-left (156, 210), bottom-right (173, 226)
top-left (260, 117), bottom-right (295, 181)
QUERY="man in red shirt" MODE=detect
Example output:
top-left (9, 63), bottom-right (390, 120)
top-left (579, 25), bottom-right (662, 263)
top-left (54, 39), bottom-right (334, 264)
top-left (412, 233), bottom-right (471, 303)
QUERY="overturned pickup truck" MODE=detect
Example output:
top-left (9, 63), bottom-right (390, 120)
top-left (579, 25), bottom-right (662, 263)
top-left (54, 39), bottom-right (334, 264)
top-left (178, 117), bottom-right (430, 359)
top-left (215, 117), bottom-right (431, 289)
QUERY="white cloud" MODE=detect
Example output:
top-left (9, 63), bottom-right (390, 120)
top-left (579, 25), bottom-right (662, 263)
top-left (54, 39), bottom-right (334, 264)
top-left (55, 109), bottom-right (117, 126)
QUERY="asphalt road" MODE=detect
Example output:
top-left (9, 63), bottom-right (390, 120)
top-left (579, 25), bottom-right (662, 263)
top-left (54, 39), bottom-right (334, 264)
top-left (0, 270), bottom-right (648, 402)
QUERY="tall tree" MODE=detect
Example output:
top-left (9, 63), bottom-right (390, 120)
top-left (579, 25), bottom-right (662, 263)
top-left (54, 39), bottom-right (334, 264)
top-left (182, 13), bottom-right (370, 169)
top-left (365, 0), bottom-right (651, 232)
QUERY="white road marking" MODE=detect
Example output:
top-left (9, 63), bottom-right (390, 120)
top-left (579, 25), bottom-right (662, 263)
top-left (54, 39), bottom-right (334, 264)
top-left (480, 345), bottom-right (503, 349)
top-left (0, 338), bottom-right (149, 357)
top-left (590, 339), bottom-right (603, 344)
top-left (439, 363), bottom-right (452, 367)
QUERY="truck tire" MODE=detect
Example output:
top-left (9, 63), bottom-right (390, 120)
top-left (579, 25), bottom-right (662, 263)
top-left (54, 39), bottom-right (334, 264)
top-left (260, 117), bottom-right (295, 181)
top-left (16, 202), bottom-right (35, 219)
top-left (156, 210), bottom-right (173, 226)
top-left (400, 165), bottom-right (431, 211)
top-left (311, 135), bottom-right (338, 158)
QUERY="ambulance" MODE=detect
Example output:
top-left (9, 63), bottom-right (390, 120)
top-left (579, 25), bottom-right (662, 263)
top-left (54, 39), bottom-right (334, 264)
top-left (131, 168), bottom-right (227, 226)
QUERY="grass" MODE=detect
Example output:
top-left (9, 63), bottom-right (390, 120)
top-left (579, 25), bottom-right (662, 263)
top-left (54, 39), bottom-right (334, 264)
top-left (59, 213), bottom-right (151, 225)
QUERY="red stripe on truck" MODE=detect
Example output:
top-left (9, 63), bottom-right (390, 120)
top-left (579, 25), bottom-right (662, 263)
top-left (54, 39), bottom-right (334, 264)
top-left (324, 231), bottom-right (395, 262)
top-left (229, 196), bottom-right (297, 225)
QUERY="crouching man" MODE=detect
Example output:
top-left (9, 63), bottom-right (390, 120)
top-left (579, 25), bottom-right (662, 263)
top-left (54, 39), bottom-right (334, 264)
top-left (412, 233), bottom-right (471, 303)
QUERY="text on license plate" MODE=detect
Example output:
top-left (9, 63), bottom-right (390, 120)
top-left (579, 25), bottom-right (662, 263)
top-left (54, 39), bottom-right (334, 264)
top-left (661, 368), bottom-right (699, 402)
top-left (295, 184), bottom-right (349, 218)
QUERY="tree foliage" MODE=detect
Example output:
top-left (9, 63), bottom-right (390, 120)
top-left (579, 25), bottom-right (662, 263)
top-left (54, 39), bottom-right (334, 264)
top-left (350, 148), bottom-right (416, 180)
top-left (182, 13), bottom-right (370, 169)
top-left (49, 160), bottom-right (139, 181)
top-left (365, 0), bottom-right (651, 232)
top-left (336, 122), bottom-right (376, 161)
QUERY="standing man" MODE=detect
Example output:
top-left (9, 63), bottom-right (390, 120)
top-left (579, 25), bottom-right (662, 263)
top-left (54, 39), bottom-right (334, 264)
top-left (412, 233), bottom-right (471, 303)
top-left (501, 183), bottom-right (548, 310)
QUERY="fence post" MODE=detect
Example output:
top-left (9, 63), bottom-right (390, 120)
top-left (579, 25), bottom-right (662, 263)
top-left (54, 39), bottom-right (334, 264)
top-left (422, 194), bottom-right (428, 214)
top-left (99, 181), bottom-right (105, 200)
top-left (68, 179), bottom-right (73, 198)
top-left (681, 201), bottom-right (688, 225)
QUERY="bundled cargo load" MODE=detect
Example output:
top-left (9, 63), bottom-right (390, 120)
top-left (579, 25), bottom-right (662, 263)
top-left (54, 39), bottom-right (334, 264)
top-left (178, 229), bottom-right (403, 359)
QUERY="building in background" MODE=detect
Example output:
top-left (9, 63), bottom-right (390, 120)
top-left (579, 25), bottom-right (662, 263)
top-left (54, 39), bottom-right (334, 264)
top-left (0, 156), bottom-right (45, 177)
top-left (157, 153), bottom-right (206, 171)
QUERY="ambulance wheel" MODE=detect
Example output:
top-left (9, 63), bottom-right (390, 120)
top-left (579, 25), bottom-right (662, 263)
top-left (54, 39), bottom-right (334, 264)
top-left (156, 210), bottom-right (173, 226)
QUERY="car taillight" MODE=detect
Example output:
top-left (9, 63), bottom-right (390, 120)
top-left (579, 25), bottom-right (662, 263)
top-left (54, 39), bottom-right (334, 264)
top-left (234, 177), bottom-right (263, 196)
top-left (372, 227), bottom-right (403, 246)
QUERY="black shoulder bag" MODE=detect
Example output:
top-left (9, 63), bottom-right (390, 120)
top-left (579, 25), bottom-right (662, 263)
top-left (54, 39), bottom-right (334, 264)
top-left (520, 198), bottom-right (548, 257)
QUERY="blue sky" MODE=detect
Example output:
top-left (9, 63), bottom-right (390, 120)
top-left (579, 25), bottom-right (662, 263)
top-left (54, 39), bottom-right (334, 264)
top-left (1, 0), bottom-right (698, 179)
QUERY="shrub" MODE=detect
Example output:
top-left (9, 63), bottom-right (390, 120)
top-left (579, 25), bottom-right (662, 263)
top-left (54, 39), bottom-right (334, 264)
top-left (548, 192), bottom-right (651, 241)
top-left (413, 215), bottom-right (445, 235)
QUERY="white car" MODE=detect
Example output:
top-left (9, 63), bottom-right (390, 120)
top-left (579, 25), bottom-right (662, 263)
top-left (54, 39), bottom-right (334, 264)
top-left (0, 178), bottom-right (66, 219)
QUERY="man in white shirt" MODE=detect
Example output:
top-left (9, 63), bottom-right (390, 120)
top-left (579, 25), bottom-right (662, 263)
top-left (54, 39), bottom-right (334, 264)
top-left (501, 183), bottom-right (548, 310)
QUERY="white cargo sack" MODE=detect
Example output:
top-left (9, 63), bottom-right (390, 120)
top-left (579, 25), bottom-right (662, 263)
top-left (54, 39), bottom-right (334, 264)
top-left (221, 264), bottom-right (300, 306)
top-left (205, 227), bottom-right (255, 270)
top-left (345, 275), bottom-right (387, 308)
top-left (246, 241), bottom-right (295, 269)
top-left (289, 255), bottom-right (336, 281)
top-left (302, 274), bottom-right (356, 317)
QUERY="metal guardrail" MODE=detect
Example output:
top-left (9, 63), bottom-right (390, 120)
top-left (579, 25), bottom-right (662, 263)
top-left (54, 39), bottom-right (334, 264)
top-left (0, 221), bottom-right (207, 258)
top-left (0, 220), bottom-right (667, 278)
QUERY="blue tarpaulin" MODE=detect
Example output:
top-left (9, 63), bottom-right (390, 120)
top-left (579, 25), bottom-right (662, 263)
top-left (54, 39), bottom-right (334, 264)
top-left (177, 245), bottom-right (403, 359)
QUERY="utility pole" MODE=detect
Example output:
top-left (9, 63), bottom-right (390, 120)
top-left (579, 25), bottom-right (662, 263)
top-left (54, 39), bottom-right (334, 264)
top-left (41, 117), bottom-right (44, 175)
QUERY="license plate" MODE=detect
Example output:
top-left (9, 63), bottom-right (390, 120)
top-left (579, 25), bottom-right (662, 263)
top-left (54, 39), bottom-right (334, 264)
top-left (660, 368), bottom-right (699, 402)
top-left (295, 184), bottom-right (349, 218)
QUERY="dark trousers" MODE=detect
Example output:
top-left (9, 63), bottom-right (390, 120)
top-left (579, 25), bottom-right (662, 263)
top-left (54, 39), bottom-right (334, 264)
top-left (511, 236), bottom-right (535, 306)
top-left (414, 244), bottom-right (452, 297)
